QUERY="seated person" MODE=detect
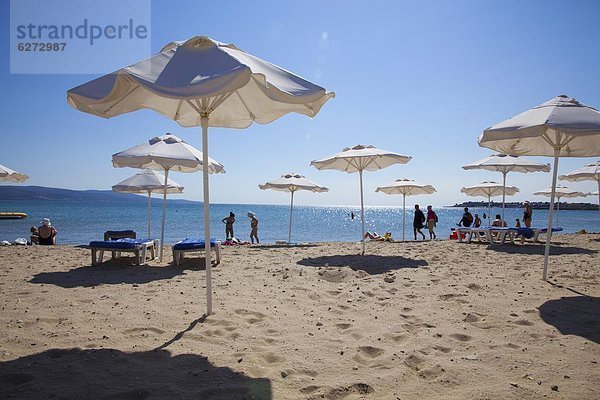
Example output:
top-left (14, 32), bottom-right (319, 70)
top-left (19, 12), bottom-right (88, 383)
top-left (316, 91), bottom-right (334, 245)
top-left (37, 218), bottom-right (57, 245)
top-left (491, 214), bottom-right (507, 227)
top-left (30, 226), bottom-right (40, 245)
top-left (515, 218), bottom-right (521, 228)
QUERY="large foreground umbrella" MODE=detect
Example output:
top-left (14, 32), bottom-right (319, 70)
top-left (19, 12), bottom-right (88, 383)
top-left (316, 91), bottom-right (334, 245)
top-left (559, 161), bottom-right (600, 211)
top-left (478, 95), bottom-right (600, 280)
top-left (461, 181), bottom-right (519, 226)
top-left (113, 133), bottom-right (224, 261)
top-left (533, 186), bottom-right (586, 227)
top-left (462, 154), bottom-right (549, 220)
top-left (311, 145), bottom-right (411, 254)
top-left (375, 178), bottom-right (436, 241)
top-left (259, 173), bottom-right (328, 243)
top-left (68, 36), bottom-right (334, 314)
top-left (112, 169), bottom-right (185, 239)
top-left (0, 164), bottom-right (29, 182)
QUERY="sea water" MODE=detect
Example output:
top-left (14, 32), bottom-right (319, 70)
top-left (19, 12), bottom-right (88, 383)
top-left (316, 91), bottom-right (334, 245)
top-left (0, 200), bottom-right (598, 244)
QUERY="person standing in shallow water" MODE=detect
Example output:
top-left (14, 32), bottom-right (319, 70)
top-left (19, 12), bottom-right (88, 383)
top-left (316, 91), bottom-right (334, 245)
top-left (222, 212), bottom-right (235, 239)
top-left (413, 204), bottom-right (426, 241)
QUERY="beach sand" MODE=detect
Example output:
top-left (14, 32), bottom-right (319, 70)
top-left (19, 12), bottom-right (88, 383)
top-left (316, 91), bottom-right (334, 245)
top-left (0, 234), bottom-right (598, 399)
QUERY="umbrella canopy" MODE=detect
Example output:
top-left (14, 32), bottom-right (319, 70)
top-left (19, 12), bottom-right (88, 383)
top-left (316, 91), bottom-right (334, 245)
top-left (0, 163), bottom-right (29, 182)
top-left (113, 133), bottom-right (224, 262)
top-left (312, 145), bottom-right (411, 253)
top-left (461, 181), bottom-right (519, 226)
top-left (112, 169), bottom-right (184, 239)
top-left (68, 36), bottom-right (334, 315)
top-left (478, 95), bottom-right (600, 281)
top-left (375, 178), bottom-right (436, 241)
top-left (259, 173), bottom-right (328, 243)
top-left (533, 185), bottom-right (587, 227)
top-left (462, 154), bottom-right (549, 220)
top-left (559, 161), bottom-right (600, 211)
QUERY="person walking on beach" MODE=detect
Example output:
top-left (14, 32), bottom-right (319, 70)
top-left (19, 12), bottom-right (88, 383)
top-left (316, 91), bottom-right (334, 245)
top-left (222, 212), bottom-right (235, 239)
top-left (473, 213), bottom-right (482, 228)
top-left (426, 205), bottom-right (437, 240)
top-left (523, 201), bottom-right (533, 227)
top-left (413, 204), bottom-right (426, 241)
top-left (248, 212), bottom-right (259, 244)
top-left (457, 207), bottom-right (473, 227)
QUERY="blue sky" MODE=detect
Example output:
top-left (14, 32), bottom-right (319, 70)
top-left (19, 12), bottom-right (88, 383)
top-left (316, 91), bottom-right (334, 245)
top-left (1, 0), bottom-right (599, 207)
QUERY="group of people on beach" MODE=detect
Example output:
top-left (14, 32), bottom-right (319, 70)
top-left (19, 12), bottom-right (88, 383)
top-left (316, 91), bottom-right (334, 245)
top-left (29, 218), bottom-right (57, 245)
top-left (221, 211), bottom-right (259, 244)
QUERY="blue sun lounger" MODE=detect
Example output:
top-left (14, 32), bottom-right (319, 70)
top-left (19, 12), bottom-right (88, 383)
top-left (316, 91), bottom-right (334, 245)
top-left (89, 238), bottom-right (159, 266)
top-left (172, 238), bottom-right (221, 266)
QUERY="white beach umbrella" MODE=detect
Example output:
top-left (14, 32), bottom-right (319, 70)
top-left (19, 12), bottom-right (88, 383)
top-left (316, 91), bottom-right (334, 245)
top-left (462, 154), bottom-right (549, 220)
top-left (375, 178), bottom-right (436, 241)
top-left (478, 95), bottom-right (600, 280)
top-left (259, 173), bottom-right (328, 243)
top-left (311, 145), bottom-right (411, 254)
top-left (559, 161), bottom-right (600, 211)
top-left (533, 186), bottom-right (587, 227)
top-left (112, 169), bottom-right (185, 239)
top-left (67, 36), bottom-right (334, 315)
top-left (112, 133), bottom-right (224, 261)
top-left (461, 181), bottom-right (519, 226)
top-left (0, 164), bottom-right (29, 182)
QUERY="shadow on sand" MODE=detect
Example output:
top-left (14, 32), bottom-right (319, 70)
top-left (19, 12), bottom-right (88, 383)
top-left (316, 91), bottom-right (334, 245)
top-left (0, 347), bottom-right (272, 399)
top-left (538, 296), bottom-right (600, 344)
top-left (297, 254), bottom-right (428, 274)
top-left (29, 261), bottom-right (189, 288)
top-left (248, 244), bottom-right (319, 250)
top-left (485, 244), bottom-right (597, 256)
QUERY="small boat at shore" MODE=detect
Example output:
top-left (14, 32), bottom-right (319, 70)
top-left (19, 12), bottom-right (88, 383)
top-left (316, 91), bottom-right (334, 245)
top-left (0, 212), bottom-right (27, 220)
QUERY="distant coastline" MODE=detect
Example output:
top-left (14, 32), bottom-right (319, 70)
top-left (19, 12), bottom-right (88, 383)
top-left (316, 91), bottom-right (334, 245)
top-left (450, 201), bottom-right (598, 211)
top-left (0, 185), bottom-right (198, 204)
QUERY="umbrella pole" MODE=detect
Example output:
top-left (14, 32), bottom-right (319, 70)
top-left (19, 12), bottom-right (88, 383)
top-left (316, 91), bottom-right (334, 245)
top-left (159, 169), bottom-right (169, 261)
top-left (488, 196), bottom-right (491, 227)
top-left (556, 197), bottom-right (560, 227)
top-left (542, 152), bottom-right (560, 281)
top-left (359, 169), bottom-right (365, 255)
top-left (201, 115), bottom-right (213, 315)
top-left (402, 193), bottom-right (406, 242)
top-left (502, 172), bottom-right (507, 223)
top-left (288, 191), bottom-right (294, 244)
top-left (147, 191), bottom-right (152, 239)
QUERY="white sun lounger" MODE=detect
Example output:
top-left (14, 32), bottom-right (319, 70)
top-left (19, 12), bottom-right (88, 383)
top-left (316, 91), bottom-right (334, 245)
top-left (172, 238), bottom-right (222, 267)
top-left (89, 238), bottom-right (159, 266)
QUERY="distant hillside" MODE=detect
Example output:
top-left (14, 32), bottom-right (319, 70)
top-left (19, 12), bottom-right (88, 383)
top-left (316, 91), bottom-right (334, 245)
top-left (451, 201), bottom-right (598, 211)
top-left (0, 186), bottom-right (198, 204)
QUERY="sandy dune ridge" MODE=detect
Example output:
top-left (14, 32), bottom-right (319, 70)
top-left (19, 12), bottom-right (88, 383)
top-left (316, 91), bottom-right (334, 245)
top-left (0, 234), bottom-right (598, 399)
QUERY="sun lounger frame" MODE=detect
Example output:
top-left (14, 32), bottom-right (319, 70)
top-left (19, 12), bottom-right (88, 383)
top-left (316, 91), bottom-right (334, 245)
top-left (90, 239), bottom-right (159, 266)
top-left (455, 227), bottom-right (563, 245)
top-left (172, 240), bottom-right (222, 267)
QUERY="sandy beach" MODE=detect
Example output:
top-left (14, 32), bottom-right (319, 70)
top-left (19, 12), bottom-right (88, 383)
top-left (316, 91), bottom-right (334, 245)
top-left (0, 234), bottom-right (598, 399)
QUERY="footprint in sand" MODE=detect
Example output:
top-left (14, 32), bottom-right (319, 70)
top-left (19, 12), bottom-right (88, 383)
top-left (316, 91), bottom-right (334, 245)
top-left (357, 346), bottom-right (384, 358)
top-left (233, 309), bottom-right (266, 324)
top-left (419, 364), bottom-right (445, 380)
top-left (335, 323), bottom-right (352, 330)
top-left (448, 333), bottom-right (472, 342)
top-left (260, 352), bottom-right (285, 364)
top-left (513, 319), bottom-right (534, 326)
top-left (306, 383), bottom-right (374, 399)
top-left (404, 353), bottom-right (427, 371)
